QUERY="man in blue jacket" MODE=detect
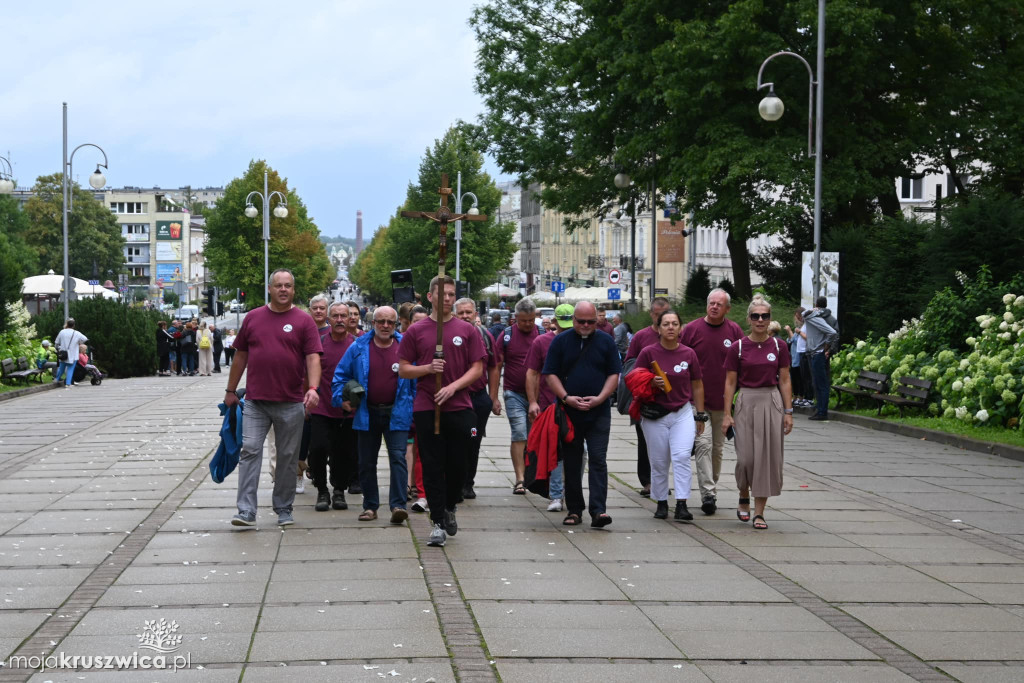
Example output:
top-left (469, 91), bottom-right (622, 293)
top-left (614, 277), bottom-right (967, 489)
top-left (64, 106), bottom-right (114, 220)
top-left (334, 305), bottom-right (416, 524)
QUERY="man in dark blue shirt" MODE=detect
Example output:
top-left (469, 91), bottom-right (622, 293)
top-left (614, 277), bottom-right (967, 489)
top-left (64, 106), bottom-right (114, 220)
top-left (542, 301), bottom-right (622, 528)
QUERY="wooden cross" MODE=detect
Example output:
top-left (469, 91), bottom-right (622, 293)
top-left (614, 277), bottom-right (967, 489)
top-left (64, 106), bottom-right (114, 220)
top-left (401, 172), bottom-right (488, 433)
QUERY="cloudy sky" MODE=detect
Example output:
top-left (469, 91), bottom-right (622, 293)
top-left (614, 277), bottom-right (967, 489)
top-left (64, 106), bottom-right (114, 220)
top-left (2, 1), bottom-right (505, 239)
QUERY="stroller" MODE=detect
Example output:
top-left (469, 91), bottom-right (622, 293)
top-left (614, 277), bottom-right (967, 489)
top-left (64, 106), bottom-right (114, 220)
top-left (74, 345), bottom-right (106, 386)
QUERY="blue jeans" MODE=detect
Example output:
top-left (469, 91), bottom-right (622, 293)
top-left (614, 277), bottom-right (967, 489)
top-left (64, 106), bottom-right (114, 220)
top-left (549, 460), bottom-right (564, 500)
top-left (504, 390), bottom-right (529, 442)
top-left (180, 352), bottom-right (195, 374)
top-left (562, 410), bottom-right (610, 517)
top-left (55, 361), bottom-right (76, 386)
top-left (810, 352), bottom-right (830, 417)
top-left (357, 406), bottom-right (410, 511)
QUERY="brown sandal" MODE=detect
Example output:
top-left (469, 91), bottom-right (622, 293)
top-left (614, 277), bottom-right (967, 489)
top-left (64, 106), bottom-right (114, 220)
top-left (513, 481), bottom-right (527, 495)
top-left (562, 513), bottom-right (582, 526)
top-left (358, 509), bottom-right (377, 521)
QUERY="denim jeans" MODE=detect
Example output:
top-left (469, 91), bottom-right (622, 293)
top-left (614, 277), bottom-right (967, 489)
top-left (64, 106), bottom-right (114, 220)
top-left (548, 460), bottom-right (564, 500)
top-left (810, 352), bottom-right (830, 417)
top-left (180, 351), bottom-right (196, 374)
top-left (357, 406), bottom-right (410, 511)
top-left (55, 360), bottom-right (76, 386)
top-left (562, 410), bottom-right (610, 517)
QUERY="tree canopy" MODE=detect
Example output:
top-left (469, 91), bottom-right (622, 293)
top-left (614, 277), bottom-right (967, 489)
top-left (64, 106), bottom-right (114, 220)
top-left (19, 173), bottom-right (124, 281)
top-left (350, 126), bottom-right (516, 302)
top-left (203, 160), bottom-right (334, 307)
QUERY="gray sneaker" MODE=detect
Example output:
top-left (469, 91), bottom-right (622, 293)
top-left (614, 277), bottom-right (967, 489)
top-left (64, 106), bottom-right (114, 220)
top-left (444, 508), bottom-right (458, 536)
top-left (277, 511), bottom-right (295, 526)
top-left (231, 511), bottom-right (256, 527)
top-left (427, 523), bottom-right (447, 547)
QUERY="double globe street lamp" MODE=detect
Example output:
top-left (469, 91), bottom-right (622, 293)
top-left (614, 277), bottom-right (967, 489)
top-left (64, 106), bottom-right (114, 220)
top-left (613, 171), bottom-right (639, 305)
top-left (244, 170), bottom-right (288, 303)
top-left (453, 170), bottom-right (480, 283)
top-left (0, 155), bottom-right (14, 194)
top-left (756, 0), bottom-right (826, 301)
top-left (62, 102), bottom-right (110, 321)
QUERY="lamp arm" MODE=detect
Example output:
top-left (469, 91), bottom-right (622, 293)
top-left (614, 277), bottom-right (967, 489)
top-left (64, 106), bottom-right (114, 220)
top-left (0, 155), bottom-right (12, 176)
top-left (66, 143), bottom-right (109, 214)
top-left (245, 191), bottom-right (266, 208)
top-left (268, 190), bottom-right (288, 206)
top-left (756, 51), bottom-right (817, 157)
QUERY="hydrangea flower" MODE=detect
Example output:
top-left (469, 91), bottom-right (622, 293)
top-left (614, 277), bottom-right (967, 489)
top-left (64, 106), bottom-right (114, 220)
top-left (999, 332), bottom-right (1013, 341)
top-left (965, 337), bottom-right (977, 346)
top-left (1004, 311), bottom-right (1015, 323)
top-left (980, 317), bottom-right (994, 329)
top-left (1003, 293), bottom-right (1016, 305)
top-left (959, 359), bottom-right (970, 371)
top-left (856, 340), bottom-right (866, 349)
top-left (975, 409), bottom-right (990, 423)
top-left (1015, 295), bottom-right (1024, 308)
top-left (955, 406), bottom-right (968, 420)
top-left (952, 380), bottom-right (964, 392)
top-left (1002, 389), bottom-right (1017, 404)
top-left (943, 407), bottom-right (956, 419)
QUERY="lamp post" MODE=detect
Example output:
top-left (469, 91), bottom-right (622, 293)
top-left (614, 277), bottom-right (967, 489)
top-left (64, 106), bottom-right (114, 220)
top-left (454, 171), bottom-right (480, 282)
top-left (756, 0), bottom-right (825, 301)
top-left (0, 155), bottom-right (14, 194)
top-left (244, 170), bottom-right (288, 304)
top-left (613, 172), bottom-right (637, 304)
top-left (62, 102), bottom-right (109, 322)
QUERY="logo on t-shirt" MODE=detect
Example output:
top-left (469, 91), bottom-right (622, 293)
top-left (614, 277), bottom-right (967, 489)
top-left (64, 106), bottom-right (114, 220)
top-left (283, 324), bottom-right (293, 333)
top-left (767, 353), bottom-right (777, 362)
top-left (504, 334), bottom-right (511, 342)
top-left (723, 339), bottom-right (732, 348)
top-left (471, 427), bottom-right (478, 437)
top-left (391, 362), bottom-right (399, 373)
top-left (453, 336), bottom-right (463, 346)
top-left (674, 362), bottom-right (688, 373)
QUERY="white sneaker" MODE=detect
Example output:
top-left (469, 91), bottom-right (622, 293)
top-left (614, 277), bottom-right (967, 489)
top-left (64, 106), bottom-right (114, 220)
top-left (547, 499), bottom-right (563, 512)
top-left (411, 498), bottom-right (428, 513)
top-left (295, 474), bottom-right (305, 494)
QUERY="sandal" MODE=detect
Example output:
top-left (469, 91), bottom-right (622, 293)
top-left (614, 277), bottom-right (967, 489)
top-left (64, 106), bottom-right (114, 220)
top-left (358, 509), bottom-right (377, 521)
top-left (590, 513), bottom-right (613, 528)
top-left (513, 481), bottom-right (527, 495)
top-left (562, 513), bottom-right (582, 526)
top-left (737, 498), bottom-right (751, 523)
top-left (752, 515), bottom-right (768, 530)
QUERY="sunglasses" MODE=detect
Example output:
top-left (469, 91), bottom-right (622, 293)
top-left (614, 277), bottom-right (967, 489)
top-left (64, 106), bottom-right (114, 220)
top-left (575, 318), bottom-right (598, 325)
top-left (749, 313), bottom-right (771, 321)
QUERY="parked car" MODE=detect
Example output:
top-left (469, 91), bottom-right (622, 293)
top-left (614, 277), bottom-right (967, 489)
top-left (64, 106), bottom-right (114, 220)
top-left (230, 302), bottom-right (244, 313)
top-left (176, 305), bottom-right (200, 320)
top-left (487, 309), bottom-right (511, 326)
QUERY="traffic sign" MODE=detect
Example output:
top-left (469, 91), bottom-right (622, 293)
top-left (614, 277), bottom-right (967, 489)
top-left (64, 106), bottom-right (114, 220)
top-left (607, 288), bottom-right (621, 301)
top-left (608, 269), bottom-right (622, 285)
top-left (551, 281), bottom-right (565, 293)
top-left (88, 279), bottom-right (99, 286)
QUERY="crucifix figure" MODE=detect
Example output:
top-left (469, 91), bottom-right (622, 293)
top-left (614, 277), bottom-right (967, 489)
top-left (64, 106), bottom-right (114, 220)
top-left (401, 172), bottom-right (488, 433)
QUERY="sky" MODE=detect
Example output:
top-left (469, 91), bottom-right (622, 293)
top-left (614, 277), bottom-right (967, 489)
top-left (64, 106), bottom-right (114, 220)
top-left (2, 1), bottom-right (507, 239)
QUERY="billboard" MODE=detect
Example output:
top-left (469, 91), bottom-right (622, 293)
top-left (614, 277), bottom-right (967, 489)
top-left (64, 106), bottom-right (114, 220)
top-left (155, 220), bottom-right (183, 240)
top-left (656, 220), bottom-right (687, 263)
top-left (801, 251), bottom-right (839, 316)
top-left (155, 263), bottom-right (183, 283)
top-left (156, 241), bottom-right (183, 261)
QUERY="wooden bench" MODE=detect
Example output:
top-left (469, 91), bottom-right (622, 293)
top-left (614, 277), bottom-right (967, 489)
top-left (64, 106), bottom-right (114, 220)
top-left (16, 356), bottom-right (46, 383)
top-left (832, 370), bottom-right (888, 410)
top-left (870, 376), bottom-right (933, 417)
top-left (1, 357), bottom-right (34, 385)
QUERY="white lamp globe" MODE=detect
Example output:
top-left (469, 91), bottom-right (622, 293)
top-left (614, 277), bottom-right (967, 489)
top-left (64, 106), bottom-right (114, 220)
top-left (467, 206), bottom-right (480, 216)
top-left (613, 172), bottom-right (631, 190)
top-left (273, 205), bottom-right (288, 218)
top-left (0, 178), bottom-right (13, 193)
top-left (758, 93), bottom-right (785, 121)
top-left (89, 169), bottom-right (106, 189)
top-left (244, 205), bottom-right (258, 218)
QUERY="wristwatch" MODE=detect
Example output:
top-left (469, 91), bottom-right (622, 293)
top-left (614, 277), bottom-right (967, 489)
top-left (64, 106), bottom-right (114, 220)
top-left (225, 389), bottom-right (238, 396)
top-left (694, 412), bottom-right (710, 423)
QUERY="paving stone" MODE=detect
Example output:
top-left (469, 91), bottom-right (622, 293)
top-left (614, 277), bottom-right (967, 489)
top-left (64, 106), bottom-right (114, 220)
top-left (248, 627), bottom-right (448, 660)
top-left (665, 629), bottom-right (876, 660)
top-left (453, 560), bottom-right (624, 600)
top-left (496, 661), bottom-right (710, 682)
top-left (934, 664), bottom-right (1024, 682)
top-left (239, 661), bottom-right (455, 682)
top-left (265, 578), bottom-right (429, 602)
top-left (699, 664), bottom-right (916, 682)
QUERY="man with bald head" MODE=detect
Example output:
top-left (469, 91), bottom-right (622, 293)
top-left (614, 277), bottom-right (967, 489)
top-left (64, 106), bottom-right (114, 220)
top-left (543, 301), bottom-right (622, 529)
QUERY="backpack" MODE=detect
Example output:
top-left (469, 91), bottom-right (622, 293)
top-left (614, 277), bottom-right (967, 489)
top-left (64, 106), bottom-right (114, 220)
top-left (501, 324), bottom-right (544, 353)
top-left (616, 356), bottom-right (637, 415)
top-left (199, 331), bottom-right (211, 349)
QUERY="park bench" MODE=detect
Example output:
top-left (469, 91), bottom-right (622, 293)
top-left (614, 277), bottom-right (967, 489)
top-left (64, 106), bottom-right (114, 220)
top-left (870, 376), bottom-right (933, 417)
top-left (16, 356), bottom-right (46, 383)
top-left (832, 370), bottom-right (888, 410)
top-left (1, 357), bottom-right (36, 385)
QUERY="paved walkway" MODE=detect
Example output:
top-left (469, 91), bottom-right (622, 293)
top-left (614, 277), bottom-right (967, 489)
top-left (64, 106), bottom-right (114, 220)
top-left (0, 376), bottom-right (1022, 682)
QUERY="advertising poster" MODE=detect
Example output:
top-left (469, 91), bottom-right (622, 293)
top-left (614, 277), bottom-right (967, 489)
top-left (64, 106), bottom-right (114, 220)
top-left (156, 220), bottom-right (183, 240)
top-left (656, 220), bottom-right (686, 263)
top-left (156, 242), bottom-right (183, 261)
top-left (801, 251), bottom-right (840, 316)
top-left (156, 263), bottom-right (183, 283)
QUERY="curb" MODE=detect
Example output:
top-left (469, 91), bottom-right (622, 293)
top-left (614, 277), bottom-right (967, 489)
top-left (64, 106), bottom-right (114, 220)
top-left (798, 405), bottom-right (1024, 464)
top-left (0, 381), bottom-right (60, 403)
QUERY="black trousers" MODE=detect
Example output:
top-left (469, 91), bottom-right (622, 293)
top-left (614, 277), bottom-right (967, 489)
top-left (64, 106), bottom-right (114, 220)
top-left (414, 409), bottom-right (475, 524)
top-left (308, 414), bottom-right (356, 493)
top-left (158, 353), bottom-right (170, 373)
top-left (213, 345), bottom-right (223, 371)
top-left (464, 389), bottom-right (493, 488)
top-left (635, 423), bottom-right (651, 487)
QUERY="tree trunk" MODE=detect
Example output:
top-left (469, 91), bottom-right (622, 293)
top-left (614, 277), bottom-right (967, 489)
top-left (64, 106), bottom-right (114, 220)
top-left (726, 228), bottom-right (752, 300)
top-left (877, 184), bottom-right (902, 219)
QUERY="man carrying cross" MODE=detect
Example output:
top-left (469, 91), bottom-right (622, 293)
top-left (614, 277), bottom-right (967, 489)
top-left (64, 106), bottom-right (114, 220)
top-left (398, 275), bottom-right (486, 547)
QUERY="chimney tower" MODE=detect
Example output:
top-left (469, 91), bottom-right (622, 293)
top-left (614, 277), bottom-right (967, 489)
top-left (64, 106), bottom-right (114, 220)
top-left (356, 210), bottom-right (363, 254)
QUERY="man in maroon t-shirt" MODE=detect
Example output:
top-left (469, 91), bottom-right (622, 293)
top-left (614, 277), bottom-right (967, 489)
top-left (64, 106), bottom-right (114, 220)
top-left (493, 297), bottom-right (540, 494)
top-left (596, 306), bottom-right (615, 337)
top-left (307, 302), bottom-right (357, 513)
top-left (623, 296), bottom-right (672, 496)
top-left (225, 269), bottom-right (323, 528)
top-left (398, 276), bottom-right (486, 548)
top-left (680, 288), bottom-right (745, 515)
top-left (455, 298), bottom-right (498, 500)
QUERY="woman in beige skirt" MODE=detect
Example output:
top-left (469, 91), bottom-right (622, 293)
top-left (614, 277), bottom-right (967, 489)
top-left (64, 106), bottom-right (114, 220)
top-left (721, 294), bottom-right (793, 529)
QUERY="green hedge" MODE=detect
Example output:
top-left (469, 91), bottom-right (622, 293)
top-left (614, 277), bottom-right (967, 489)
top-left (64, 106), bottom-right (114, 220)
top-left (34, 299), bottom-right (168, 378)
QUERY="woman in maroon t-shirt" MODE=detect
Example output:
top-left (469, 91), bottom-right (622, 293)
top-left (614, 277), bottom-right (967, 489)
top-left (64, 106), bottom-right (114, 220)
top-left (630, 310), bottom-right (707, 522)
top-left (721, 295), bottom-right (794, 529)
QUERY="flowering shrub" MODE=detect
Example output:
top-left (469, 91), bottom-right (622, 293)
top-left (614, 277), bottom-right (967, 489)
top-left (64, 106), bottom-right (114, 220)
top-left (0, 301), bottom-right (38, 367)
top-left (832, 292), bottom-right (1024, 428)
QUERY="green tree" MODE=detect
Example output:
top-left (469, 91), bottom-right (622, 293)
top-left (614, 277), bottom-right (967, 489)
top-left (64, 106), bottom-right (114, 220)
top-left (203, 160), bottom-right (334, 307)
top-left (352, 126), bottom-right (516, 301)
top-left (20, 174), bottom-right (124, 280)
top-left (0, 195), bottom-right (38, 333)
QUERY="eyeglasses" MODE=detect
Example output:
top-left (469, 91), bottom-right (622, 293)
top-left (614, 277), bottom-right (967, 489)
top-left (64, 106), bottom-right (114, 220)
top-left (575, 318), bottom-right (598, 325)
top-left (749, 312), bottom-right (771, 321)
top-left (374, 319), bottom-right (397, 325)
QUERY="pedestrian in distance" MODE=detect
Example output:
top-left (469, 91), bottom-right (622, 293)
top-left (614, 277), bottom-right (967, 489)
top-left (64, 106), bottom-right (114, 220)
top-left (53, 318), bottom-right (88, 388)
top-left (803, 296), bottom-right (839, 421)
top-left (211, 323), bottom-right (224, 373)
top-left (224, 268), bottom-right (323, 528)
top-left (721, 294), bottom-right (794, 530)
top-left (156, 321), bottom-right (174, 376)
top-left (223, 329), bottom-right (236, 367)
top-left (197, 322), bottom-right (214, 376)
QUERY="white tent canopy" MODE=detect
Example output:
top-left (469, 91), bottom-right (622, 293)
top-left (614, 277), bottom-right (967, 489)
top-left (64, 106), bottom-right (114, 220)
top-left (481, 282), bottom-right (518, 297)
top-left (21, 273), bottom-right (120, 300)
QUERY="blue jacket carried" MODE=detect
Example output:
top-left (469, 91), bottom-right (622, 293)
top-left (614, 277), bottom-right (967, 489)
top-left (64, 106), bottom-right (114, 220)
top-left (332, 331), bottom-right (415, 432)
top-left (210, 399), bottom-right (243, 484)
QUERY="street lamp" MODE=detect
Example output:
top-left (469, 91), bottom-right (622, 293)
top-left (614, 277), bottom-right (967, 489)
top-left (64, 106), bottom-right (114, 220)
top-left (0, 155), bottom-right (14, 194)
top-left (244, 170), bottom-right (288, 303)
top-left (613, 171), bottom-right (637, 304)
top-left (755, 0), bottom-right (825, 301)
top-left (62, 102), bottom-right (109, 322)
top-left (454, 171), bottom-right (479, 283)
